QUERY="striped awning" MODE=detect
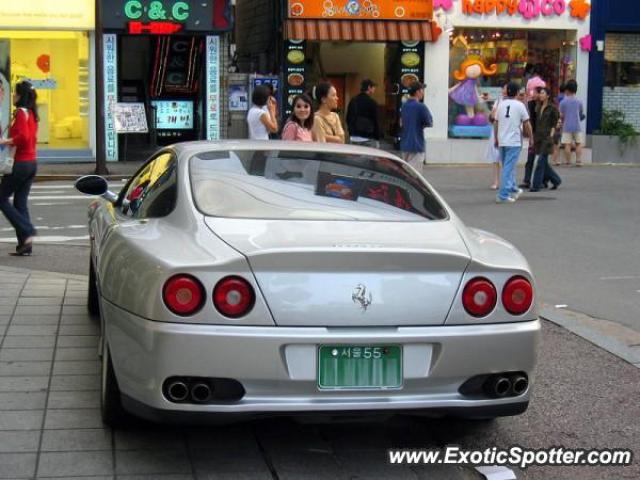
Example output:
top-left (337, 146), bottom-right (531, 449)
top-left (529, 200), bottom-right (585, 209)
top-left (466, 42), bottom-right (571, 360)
top-left (285, 19), bottom-right (436, 42)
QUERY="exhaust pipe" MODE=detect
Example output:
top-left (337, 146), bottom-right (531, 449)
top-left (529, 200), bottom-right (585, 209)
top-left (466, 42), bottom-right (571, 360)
top-left (166, 381), bottom-right (189, 402)
top-left (511, 375), bottom-right (528, 395)
top-left (191, 382), bottom-right (212, 403)
top-left (488, 376), bottom-right (512, 397)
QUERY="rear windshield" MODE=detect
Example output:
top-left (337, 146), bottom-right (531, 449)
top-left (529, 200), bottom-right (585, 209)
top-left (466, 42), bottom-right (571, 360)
top-left (189, 150), bottom-right (447, 221)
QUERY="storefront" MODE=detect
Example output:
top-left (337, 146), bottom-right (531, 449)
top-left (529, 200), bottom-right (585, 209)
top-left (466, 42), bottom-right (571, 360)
top-left (426, 0), bottom-right (591, 163)
top-left (0, 0), bottom-right (95, 162)
top-left (98, 0), bottom-right (232, 162)
top-left (588, 0), bottom-right (640, 134)
top-left (271, 1), bottom-right (438, 147)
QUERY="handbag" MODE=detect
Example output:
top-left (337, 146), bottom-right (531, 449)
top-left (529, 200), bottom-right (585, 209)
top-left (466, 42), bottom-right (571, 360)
top-left (0, 121), bottom-right (14, 175)
top-left (0, 144), bottom-right (15, 174)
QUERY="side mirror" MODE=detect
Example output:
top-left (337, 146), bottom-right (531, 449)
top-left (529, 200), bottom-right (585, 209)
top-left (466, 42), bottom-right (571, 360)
top-left (75, 175), bottom-right (118, 203)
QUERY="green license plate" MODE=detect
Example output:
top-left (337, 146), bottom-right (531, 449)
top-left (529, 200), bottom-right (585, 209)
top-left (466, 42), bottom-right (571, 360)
top-left (317, 345), bottom-right (402, 390)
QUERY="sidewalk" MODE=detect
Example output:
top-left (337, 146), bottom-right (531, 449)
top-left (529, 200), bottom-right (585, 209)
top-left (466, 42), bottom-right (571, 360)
top-left (36, 162), bottom-right (144, 182)
top-left (0, 265), bottom-right (485, 480)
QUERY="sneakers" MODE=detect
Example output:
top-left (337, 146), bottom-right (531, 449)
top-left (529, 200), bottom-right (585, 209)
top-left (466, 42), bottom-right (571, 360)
top-left (496, 196), bottom-right (516, 204)
top-left (511, 188), bottom-right (524, 200)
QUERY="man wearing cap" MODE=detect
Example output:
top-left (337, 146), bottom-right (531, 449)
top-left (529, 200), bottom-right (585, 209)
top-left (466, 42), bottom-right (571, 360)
top-left (346, 79), bottom-right (381, 148)
top-left (400, 82), bottom-right (433, 169)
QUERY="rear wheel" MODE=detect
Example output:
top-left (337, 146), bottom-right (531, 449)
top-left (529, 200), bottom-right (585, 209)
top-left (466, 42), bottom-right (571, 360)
top-left (101, 344), bottom-right (128, 427)
top-left (88, 260), bottom-right (99, 316)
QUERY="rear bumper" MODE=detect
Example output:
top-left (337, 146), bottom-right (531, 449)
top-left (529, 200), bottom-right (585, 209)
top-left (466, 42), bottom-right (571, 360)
top-left (103, 301), bottom-right (540, 417)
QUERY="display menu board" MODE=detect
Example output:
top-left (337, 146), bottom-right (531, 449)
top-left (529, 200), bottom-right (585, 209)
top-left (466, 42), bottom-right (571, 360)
top-left (151, 100), bottom-right (193, 129)
top-left (283, 40), bottom-right (307, 118)
top-left (398, 41), bottom-right (425, 100)
top-left (114, 103), bottom-right (148, 133)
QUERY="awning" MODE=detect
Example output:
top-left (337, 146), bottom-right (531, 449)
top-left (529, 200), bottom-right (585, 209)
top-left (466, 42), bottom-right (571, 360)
top-left (285, 19), bottom-right (437, 42)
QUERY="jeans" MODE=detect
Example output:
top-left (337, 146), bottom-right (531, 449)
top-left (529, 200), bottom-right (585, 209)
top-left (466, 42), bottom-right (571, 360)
top-left (523, 149), bottom-right (535, 185)
top-left (0, 162), bottom-right (37, 244)
top-left (532, 154), bottom-right (562, 189)
top-left (499, 147), bottom-right (521, 200)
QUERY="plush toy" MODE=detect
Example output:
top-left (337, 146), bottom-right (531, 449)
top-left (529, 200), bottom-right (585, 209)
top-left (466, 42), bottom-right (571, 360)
top-left (449, 58), bottom-right (497, 124)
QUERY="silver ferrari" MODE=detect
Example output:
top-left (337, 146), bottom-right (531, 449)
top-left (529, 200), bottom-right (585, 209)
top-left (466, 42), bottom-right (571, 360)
top-left (76, 141), bottom-right (540, 426)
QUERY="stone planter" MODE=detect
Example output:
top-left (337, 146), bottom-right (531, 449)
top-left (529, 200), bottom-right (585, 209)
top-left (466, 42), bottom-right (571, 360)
top-left (591, 135), bottom-right (640, 164)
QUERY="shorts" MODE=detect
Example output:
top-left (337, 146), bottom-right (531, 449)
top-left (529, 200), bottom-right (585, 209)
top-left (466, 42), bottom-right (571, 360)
top-left (561, 132), bottom-right (584, 145)
top-left (402, 151), bottom-right (426, 168)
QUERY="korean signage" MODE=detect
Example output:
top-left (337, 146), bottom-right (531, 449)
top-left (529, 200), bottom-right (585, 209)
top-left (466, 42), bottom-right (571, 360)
top-left (283, 40), bottom-right (307, 118)
top-left (206, 36), bottom-right (220, 140)
top-left (0, 0), bottom-right (94, 30)
top-left (102, 0), bottom-right (233, 32)
top-left (288, 1), bottom-right (433, 21)
top-left (103, 34), bottom-right (118, 162)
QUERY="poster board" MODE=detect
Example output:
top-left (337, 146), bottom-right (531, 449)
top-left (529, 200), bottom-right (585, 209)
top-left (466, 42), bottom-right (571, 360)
top-left (114, 102), bottom-right (148, 133)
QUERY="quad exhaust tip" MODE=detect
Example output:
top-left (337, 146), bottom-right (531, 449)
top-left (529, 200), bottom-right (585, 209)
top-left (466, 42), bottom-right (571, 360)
top-left (162, 377), bottom-right (245, 404)
top-left (459, 372), bottom-right (529, 399)
top-left (191, 382), bottom-right (212, 403)
top-left (166, 381), bottom-right (189, 402)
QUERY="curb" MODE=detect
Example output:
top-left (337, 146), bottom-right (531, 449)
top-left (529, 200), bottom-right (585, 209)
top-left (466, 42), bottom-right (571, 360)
top-left (541, 305), bottom-right (640, 368)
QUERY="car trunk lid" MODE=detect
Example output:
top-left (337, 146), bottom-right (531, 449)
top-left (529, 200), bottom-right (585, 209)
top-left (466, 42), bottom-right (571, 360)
top-left (204, 218), bottom-right (470, 326)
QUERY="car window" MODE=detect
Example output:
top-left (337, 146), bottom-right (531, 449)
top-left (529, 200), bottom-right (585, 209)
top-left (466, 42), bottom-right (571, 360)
top-left (189, 150), bottom-right (447, 221)
top-left (120, 152), bottom-right (177, 218)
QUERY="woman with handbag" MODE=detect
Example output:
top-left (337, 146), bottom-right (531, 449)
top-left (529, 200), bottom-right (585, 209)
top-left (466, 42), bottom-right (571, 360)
top-left (0, 81), bottom-right (38, 256)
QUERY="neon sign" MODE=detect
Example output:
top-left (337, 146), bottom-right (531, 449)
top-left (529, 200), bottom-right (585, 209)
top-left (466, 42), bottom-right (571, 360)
top-left (124, 1), bottom-right (190, 22)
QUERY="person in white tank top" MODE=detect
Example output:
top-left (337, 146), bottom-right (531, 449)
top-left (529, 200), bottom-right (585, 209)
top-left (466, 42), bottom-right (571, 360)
top-left (247, 85), bottom-right (278, 140)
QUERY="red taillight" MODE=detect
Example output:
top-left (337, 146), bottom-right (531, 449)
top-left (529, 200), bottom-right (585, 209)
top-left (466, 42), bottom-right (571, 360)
top-left (502, 276), bottom-right (534, 315)
top-left (163, 275), bottom-right (205, 316)
top-left (462, 277), bottom-right (497, 317)
top-left (213, 276), bottom-right (255, 318)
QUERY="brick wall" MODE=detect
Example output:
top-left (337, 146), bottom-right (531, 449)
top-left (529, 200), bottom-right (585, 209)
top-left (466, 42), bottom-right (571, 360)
top-left (602, 87), bottom-right (640, 130)
top-left (605, 34), bottom-right (640, 63)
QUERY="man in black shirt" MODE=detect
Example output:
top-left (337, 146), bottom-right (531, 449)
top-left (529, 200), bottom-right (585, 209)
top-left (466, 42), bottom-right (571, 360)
top-left (346, 79), bottom-right (381, 148)
top-left (520, 87), bottom-right (539, 188)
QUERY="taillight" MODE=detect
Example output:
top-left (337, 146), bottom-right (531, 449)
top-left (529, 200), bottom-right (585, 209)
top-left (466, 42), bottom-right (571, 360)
top-left (213, 276), bottom-right (255, 318)
top-left (502, 276), bottom-right (534, 315)
top-left (462, 277), bottom-right (497, 317)
top-left (163, 275), bottom-right (205, 316)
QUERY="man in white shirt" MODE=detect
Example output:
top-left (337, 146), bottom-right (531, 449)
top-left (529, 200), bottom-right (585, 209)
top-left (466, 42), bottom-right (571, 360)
top-left (494, 82), bottom-right (533, 203)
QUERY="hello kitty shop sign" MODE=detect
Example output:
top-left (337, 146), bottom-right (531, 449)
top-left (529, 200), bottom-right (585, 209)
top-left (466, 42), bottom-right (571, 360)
top-left (458, 0), bottom-right (591, 20)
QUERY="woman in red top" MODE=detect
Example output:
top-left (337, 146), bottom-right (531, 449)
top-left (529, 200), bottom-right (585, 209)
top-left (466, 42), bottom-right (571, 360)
top-left (0, 81), bottom-right (38, 256)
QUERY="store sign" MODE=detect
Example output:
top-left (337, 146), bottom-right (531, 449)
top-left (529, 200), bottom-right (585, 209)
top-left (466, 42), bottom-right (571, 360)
top-left (103, 34), bottom-right (118, 162)
top-left (0, 0), bottom-right (94, 30)
top-left (288, 1), bottom-right (433, 21)
top-left (102, 0), bottom-right (233, 32)
top-left (205, 36), bottom-right (220, 140)
top-left (460, 0), bottom-right (589, 20)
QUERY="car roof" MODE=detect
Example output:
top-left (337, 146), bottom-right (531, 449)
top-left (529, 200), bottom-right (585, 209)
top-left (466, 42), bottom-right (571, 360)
top-left (170, 140), bottom-right (405, 162)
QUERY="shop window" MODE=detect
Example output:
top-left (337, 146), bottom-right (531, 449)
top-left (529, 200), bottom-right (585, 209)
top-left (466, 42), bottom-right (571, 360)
top-left (1, 31), bottom-right (90, 149)
top-left (448, 29), bottom-right (577, 139)
top-left (604, 34), bottom-right (640, 87)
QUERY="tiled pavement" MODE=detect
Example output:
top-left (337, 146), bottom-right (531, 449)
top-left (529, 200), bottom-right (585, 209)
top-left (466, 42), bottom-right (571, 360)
top-left (0, 266), bottom-right (481, 480)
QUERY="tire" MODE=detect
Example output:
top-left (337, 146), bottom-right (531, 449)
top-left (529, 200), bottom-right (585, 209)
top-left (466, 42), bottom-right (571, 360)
top-left (88, 259), bottom-right (100, 316)
top-left (101, 344), bottom-right (128, 427)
